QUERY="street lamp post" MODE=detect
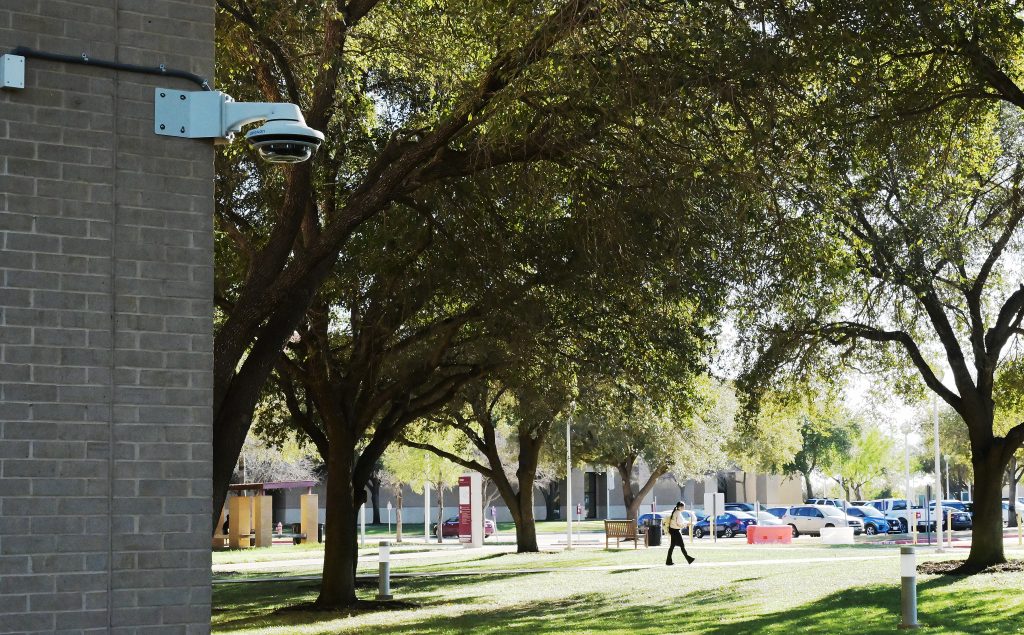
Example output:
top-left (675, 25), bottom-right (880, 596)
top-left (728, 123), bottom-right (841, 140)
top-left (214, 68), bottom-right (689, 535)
top-left (566, 407), bottom-right (573, 551)
top-left (932, 392), bottom-right (944, 553)
top-left (902, 422), bottom-right (912, 533)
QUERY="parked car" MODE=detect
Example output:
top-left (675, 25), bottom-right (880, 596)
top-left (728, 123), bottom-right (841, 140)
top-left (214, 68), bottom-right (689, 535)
top-left (753, 511), bottom-right (784, 526)
top-left (724, 502), bottom-right (756, 512)
top-left (782, 504), bottom-right (863, 537)
top-left (844, 505), bottom-right (892, 535)
top-left (765, 506), bottom-right (791, 519)
top-left (868, 498), bottom-right (927, 532)
top-left (432, 516), bottom-right (496, 538)
top-left (927, 503), bottom-right (972, 530)
top-left (692, 511), bottom-right (757, 538)
top-left (805, 498), bottom-right (847, 508)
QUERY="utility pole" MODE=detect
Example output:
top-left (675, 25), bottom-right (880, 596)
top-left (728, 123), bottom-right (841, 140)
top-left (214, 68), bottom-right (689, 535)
top-left (566, 406), bottom-right (573, 551)
top-left (933, 391), bottom-right (944, 553)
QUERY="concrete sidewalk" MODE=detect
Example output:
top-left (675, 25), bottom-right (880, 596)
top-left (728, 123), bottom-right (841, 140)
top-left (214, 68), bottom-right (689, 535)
top-left (213, 552), bottom-right (912, 585)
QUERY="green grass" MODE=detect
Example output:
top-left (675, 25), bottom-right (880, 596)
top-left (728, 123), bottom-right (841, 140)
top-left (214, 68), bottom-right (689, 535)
top-left (212, 543), bottom-right (1024, 634)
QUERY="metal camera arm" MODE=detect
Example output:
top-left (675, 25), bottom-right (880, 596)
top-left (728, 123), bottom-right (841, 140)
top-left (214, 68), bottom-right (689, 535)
top-left (154, 88), bottom-right (304, 142)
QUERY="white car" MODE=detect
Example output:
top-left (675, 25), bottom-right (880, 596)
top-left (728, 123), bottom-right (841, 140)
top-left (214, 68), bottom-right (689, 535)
top-left (782, 504), bottom-right (863, 537)
top-left (753, 511), bottom-right (784, 526)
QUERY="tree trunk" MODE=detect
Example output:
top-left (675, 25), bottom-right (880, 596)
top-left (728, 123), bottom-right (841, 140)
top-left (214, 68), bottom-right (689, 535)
top-left (965, 447), bottom-right (1009, 569)
top-left (803, 472), bottom-right (814, 500)
top-left (436, 485), bottom-right (444, 543)
top-left (540, 482), bottom-right (559, 520)
top-left (396, 489), bottom-right (403, 543)
top-left (617, 464), bottom-right (639, 520)
top-left (369, 476), bottom-right (382, 525)
top-left (513, 471), bottom-right (539, 552)
top-left (316, 440), bottom-right (361, 609)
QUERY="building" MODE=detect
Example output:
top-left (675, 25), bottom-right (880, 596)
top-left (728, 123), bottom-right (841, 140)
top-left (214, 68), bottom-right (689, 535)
top-left (261, 464), bottom-right (804, 530)
top-left (1, 3), bottom-right (214, 632)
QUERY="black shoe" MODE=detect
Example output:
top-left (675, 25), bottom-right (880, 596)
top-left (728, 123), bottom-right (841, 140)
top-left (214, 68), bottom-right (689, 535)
top-left (666, 560), bottom-right (674, 566)
top-left (686, 555), bottom-right (695, 565)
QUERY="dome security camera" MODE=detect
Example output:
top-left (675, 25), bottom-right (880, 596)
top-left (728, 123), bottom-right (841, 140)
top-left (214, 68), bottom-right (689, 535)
top-left (154, 88), bottom-right (324, 164)
top-left (245, 119), bottom-right (324, 164)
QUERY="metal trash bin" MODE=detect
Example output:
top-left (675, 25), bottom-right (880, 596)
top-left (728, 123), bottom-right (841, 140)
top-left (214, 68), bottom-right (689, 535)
top-left (647, 522), bottom-right (662, 547)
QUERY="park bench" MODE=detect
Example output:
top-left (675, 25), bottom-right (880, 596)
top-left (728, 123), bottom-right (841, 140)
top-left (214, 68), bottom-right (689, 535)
top-left (274, 532), bottom-right (307, 545)
top-left (604, 519), bottom-right (643, 549)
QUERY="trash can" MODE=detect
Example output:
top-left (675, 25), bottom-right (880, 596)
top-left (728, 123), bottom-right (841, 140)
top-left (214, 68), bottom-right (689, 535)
top-left (318, 523), bottom-right (325, 543)
top-left (647, 521), bottom-right (662, 547)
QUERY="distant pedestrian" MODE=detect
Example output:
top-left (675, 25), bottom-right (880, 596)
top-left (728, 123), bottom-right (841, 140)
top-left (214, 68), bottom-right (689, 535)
top-left (667, 501), bottom-right (695, 566)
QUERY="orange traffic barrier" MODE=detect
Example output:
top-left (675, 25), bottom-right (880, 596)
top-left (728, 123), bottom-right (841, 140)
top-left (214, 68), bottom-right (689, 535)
top-left (747, 525), bottom-right (792, 545)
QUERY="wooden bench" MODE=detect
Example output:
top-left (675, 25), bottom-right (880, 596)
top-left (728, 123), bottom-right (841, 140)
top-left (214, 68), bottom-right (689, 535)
top-left (605, 519), bottom-right (643, 549)
top-left (274, 532), bottom-right (307, 545)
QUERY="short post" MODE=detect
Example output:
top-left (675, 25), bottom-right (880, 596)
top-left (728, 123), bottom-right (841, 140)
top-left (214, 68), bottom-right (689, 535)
top-left (1018, 512), bottom-right (1022, 546)
top-left (360, 503), bottom-right (366, 547)
top-left (377, 540), bottom-right (393, 600)
top-left (899, 546), bottom-right (918, 630)
top-left (689, 517), bottom-right (694, 544)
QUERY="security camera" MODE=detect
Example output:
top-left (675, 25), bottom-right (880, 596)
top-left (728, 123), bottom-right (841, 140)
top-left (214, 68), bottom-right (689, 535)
top-left (245, 119), bottom-right (324, 164)
top-left (154, 88), bottom-right (324, 163)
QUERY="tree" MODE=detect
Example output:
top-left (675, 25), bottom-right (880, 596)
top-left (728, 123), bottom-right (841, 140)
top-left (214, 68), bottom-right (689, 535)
top-left (404, 372), bottom-right (572, 553)
top-left (382, 438), bottom-right (461, 544)
top-left (828, 426), bottom-right (894, 501)
top-left (729, 1), bottom-right (1024, 569)
top-left (573, 377), bottom-right (732, 520)
top-left (212, 0), bottom-right (689, 532)
top-left (233, 435), bottom-right (319, 485)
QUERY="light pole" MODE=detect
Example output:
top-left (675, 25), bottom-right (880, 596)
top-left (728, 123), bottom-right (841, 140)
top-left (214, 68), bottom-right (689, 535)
top-left (566, 405), bottom-right (574, 551)
top-left (902, 422), bottom-right (912, 532)
top-left (932, 390), bottom-right (944, 553)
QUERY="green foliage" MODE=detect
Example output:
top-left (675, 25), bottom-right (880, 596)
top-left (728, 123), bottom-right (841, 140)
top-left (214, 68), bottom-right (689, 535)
top-left (382, 430), bottom-right (463, 495)
top-left (573, 375), bottom-right (735, 479)
top-left (829, 425), bottom-right (895, 500)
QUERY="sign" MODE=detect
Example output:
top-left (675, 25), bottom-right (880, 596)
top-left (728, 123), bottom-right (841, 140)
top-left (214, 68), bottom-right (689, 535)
top-left (387, 501), bottom-right (392, 511)
top-left (491, 505), bottom-right (497, 520)
top-left (458, 475), bottom-right (472, 544)
top-left (576, 502), bottom-right (583, 516)
top-left (607, 468), bottom-right (615, 490)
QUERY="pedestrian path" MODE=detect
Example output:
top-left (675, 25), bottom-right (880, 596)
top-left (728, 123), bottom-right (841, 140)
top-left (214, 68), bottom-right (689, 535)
top-left (213, 544), bottom-right (509, 573)
top-left (213, 551), bottom-right (917, 585)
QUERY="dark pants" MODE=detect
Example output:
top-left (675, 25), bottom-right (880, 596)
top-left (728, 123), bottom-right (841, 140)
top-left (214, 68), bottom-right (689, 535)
top-left (666, 527), bottom-right (690, 564)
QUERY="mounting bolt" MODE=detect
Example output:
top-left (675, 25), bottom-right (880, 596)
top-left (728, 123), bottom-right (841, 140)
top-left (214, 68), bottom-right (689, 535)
top-left (180, 126), bottom-right (186, 133)
top-left (180, 94), bottom-right (186, 100)
top-left (159, 124), bottom-right (166, 130)
top-left (160, 92), bottom-right (166, 98)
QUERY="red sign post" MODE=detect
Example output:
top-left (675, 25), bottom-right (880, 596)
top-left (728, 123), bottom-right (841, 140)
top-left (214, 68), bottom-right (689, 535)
top-left (458, 475), bottom-right (472, 544)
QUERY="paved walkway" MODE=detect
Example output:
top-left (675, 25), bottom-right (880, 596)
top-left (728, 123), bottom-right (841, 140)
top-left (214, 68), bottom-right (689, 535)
top-left (213, 552), bottom-right (913, 585)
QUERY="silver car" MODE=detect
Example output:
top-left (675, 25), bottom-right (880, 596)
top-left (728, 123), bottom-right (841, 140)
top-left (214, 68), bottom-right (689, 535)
top-left (782, 504), bottom-right (863, 537)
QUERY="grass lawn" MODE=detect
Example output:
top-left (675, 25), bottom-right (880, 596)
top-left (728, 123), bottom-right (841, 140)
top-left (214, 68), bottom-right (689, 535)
top-left (212, 542), bottom-right (1024, 634)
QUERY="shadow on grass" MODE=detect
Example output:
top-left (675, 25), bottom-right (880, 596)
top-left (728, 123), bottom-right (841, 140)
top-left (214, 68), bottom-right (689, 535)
top-left (347, 576), bottom-right (1024, 635)
top-left (212, 572), bottom-right (546, 633)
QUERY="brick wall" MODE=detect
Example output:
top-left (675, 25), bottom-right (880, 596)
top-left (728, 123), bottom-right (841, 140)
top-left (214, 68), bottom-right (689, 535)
top-left (0, 1), bottom-right (214, 632)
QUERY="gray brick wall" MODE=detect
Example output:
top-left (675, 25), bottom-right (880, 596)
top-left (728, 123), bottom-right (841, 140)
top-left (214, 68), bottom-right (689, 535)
top-left (0, 1), bottom-right (214, 633)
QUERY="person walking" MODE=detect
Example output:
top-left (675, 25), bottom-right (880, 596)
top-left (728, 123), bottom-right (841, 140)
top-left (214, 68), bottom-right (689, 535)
top-left (666, 501), bottom-right (695, 566)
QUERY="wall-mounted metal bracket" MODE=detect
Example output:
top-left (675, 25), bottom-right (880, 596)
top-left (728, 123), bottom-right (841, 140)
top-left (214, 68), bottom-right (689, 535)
top-left (153, 88), bottom-right (226, 139)
top-left (1, 54), bottom-right (25, 89)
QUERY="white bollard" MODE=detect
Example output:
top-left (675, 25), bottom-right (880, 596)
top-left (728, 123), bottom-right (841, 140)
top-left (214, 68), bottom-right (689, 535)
top-left (377, 540), bottom-right (393, 600)
top-left (899, 546), bottom-right (918, 630)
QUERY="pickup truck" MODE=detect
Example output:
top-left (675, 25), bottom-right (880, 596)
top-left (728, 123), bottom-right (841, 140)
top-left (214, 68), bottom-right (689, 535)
top-left (867, 498), bottom-right (929, 532)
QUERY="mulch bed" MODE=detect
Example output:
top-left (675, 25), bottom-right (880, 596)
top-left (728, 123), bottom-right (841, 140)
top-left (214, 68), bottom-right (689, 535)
top-left (918, 560), bottom-right (1024, 575)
